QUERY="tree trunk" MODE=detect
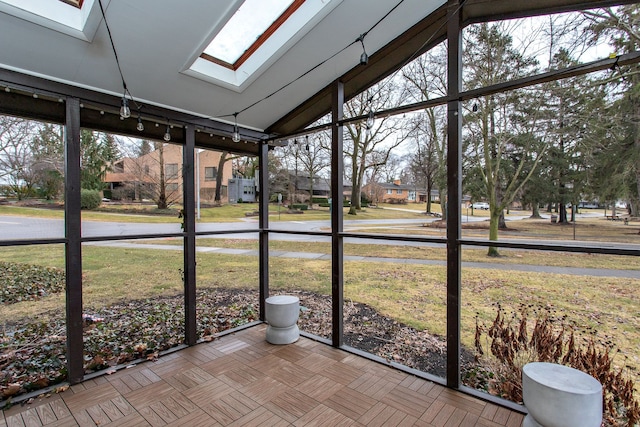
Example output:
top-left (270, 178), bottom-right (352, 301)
top-left (157, 144), bottom-right (167, 210)
top-left (530, 202), bottom-right (541, 218)
top-left (349, 185), bottom-right (360, 215)
top-left (498, 211), bottom-right (507, 229)
top-left (558, 202), bottom-right (568, 223)
top-left (488, 206), bottom-right (500, 257)
top-left (349, 152), bottom-right (366, 215)
top-left (438, 190), bottom-right (447, 221)
top-left (214, 151), bottom-right (228, 204)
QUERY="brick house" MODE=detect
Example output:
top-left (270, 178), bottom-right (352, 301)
top-left (362, 179), bottom-right (418, 204)
top-left (104, 143), bottom-right (232, 203)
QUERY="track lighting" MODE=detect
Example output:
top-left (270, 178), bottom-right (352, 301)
top-left (164, 125), bottom-right (171, 142)
top-left (32, 93), bottom-right (38, 99)
top-left (232, 112), bottom-right (241, 143)
top-left (137, 116), bottom-right (144, 131)
top-left (4, 87), bottom-right (9, 93)
top-left (120, 97), bottom-right (131, 119)
top-left (357, 34), bottom-right (368, 66)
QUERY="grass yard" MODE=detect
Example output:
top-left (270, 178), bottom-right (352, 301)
top-left (346, 215), bottom-right (640, 244)
top-left (136, 237), bottom-right (640, 271)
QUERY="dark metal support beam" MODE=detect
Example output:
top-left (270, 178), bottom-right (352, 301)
top-left (64, 97), bottom-right (84, 384)
top-left (331, 80), bottom-right (344, 347)
top-left (259, 142), bottom-right (270, 321)
top-left (446, 0), bottom-right (463, 390)
top-left (269, 51), bottom-right (640, 142)
top-left (183, 127), bottom-right (197, 346)
top-left (0, 68), bottom-right (267, 155)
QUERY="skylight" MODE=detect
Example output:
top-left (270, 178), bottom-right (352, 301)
top-left (186, 0), bottom-right (342, 92)
top-left (0, 0), bottom-right (103, 41)
top-left (203, 0), bottom-right (295, 67)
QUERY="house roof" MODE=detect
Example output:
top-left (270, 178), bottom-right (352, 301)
top-left (0, 0), bottom-right (634, 155)
top-left (371, 181), bottom-right (417, 191)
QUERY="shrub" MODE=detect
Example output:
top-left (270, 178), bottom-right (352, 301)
top-left (311, 197), bottom-right (328, 204)
top-left (291, 204), bottom-right (308, 211)
top-left (469, 305), bottom-right (639, 427)
top-left (80, 189), bottom-right (101, 209)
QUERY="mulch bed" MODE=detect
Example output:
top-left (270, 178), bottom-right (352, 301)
top-left (0, 288), bottom-right (475, 402)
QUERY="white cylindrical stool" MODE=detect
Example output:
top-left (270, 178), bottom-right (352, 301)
top-left (265, 295), bottom-right (300, 345)
top-left (522, 362), bottom-right (602, 427)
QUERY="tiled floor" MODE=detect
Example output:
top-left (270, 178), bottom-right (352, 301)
top-left (1, 325), bottom-right (524, 426)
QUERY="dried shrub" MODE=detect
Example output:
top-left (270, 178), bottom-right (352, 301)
top-left (468, 304), bottom-right (639, 427)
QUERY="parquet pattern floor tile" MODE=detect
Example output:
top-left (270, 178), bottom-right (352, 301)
top-left (1, 325), bottom-right (523, 426)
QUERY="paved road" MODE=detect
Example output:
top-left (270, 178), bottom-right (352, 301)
top-left (3, 212), bottom-right (639, 279)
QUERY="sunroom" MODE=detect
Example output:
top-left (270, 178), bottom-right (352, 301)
top-left (0, 0), bottom-right (639, 425)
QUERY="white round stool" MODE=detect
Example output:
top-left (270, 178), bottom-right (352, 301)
top-left (522, 362), bottom-right (602, 427)
top-left (265, 295), bottom-right (300, 345)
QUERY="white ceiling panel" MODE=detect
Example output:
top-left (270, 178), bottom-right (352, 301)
top-left (0, 0), bottom-right (445, 131)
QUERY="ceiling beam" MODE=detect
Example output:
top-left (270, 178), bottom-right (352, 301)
top-left (267, 0), bottom-right (639, 136)
top-left (266, 4), bottom-right (447, 136)
top-left (462, 0), bottom-right (640, 24)
top-left (0, 67), bottom-right (266, 156)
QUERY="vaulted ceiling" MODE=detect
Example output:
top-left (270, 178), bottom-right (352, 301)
top-left (0, 0), bottom-right (635, 154)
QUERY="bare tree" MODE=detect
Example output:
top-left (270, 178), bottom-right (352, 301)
top-left (402, 44), bottom-right (448, 217)
top-left (0, 116), bottom-right (38, 199)
top-left (120, 141), bottom-right (181, 208)
top-left (344, 81), bottom-right (411, 215)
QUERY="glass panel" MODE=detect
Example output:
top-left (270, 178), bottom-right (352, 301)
top-left (269, 235), bottom-right (332, 341)
top-left (0, 244), bottom-right (66, 398)
top-left (82, 241), bottom-right (185, 374)
top-left (203, 0), bottom-right (294, 64)
top-left (462, 9), bottom-right (615, 90)
top-left (196, 234), bottom-right (259, 339)
top-left (85, 137), bottom-right (183, 238)
top-left (461, 247), bottom-right (640, 423)
top-left (0, 117), bottom-right (65, 240)
top-left (343, 240), bottom-right (447, 379)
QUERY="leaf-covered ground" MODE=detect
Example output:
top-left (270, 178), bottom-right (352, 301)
top-left (0, 262), bottom-right (65, 305)
top-left (0, 288), bottom-right (474, 402)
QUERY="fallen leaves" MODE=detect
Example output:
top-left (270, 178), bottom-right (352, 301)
top-left (0, 261), bottom-right (65, 304)
top-left (1, 287), bottom-right (467, 402)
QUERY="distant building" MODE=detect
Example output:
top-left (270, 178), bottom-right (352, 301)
top-left (104, 144), bottom-right (232, 203)
top-left (228, 177), bottom-right (257, 203)
top-left (288, 172), bottom-right (352, 202)
top-left (362, 180), bottom-right (444, 205)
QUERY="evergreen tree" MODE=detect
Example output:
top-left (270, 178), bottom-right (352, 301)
top-left (80, 131), bottom-right (119, 191)
top-left (584, 5), bottom-right (640, 215)
top-left (541, 49), bottom-right (607, 223)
